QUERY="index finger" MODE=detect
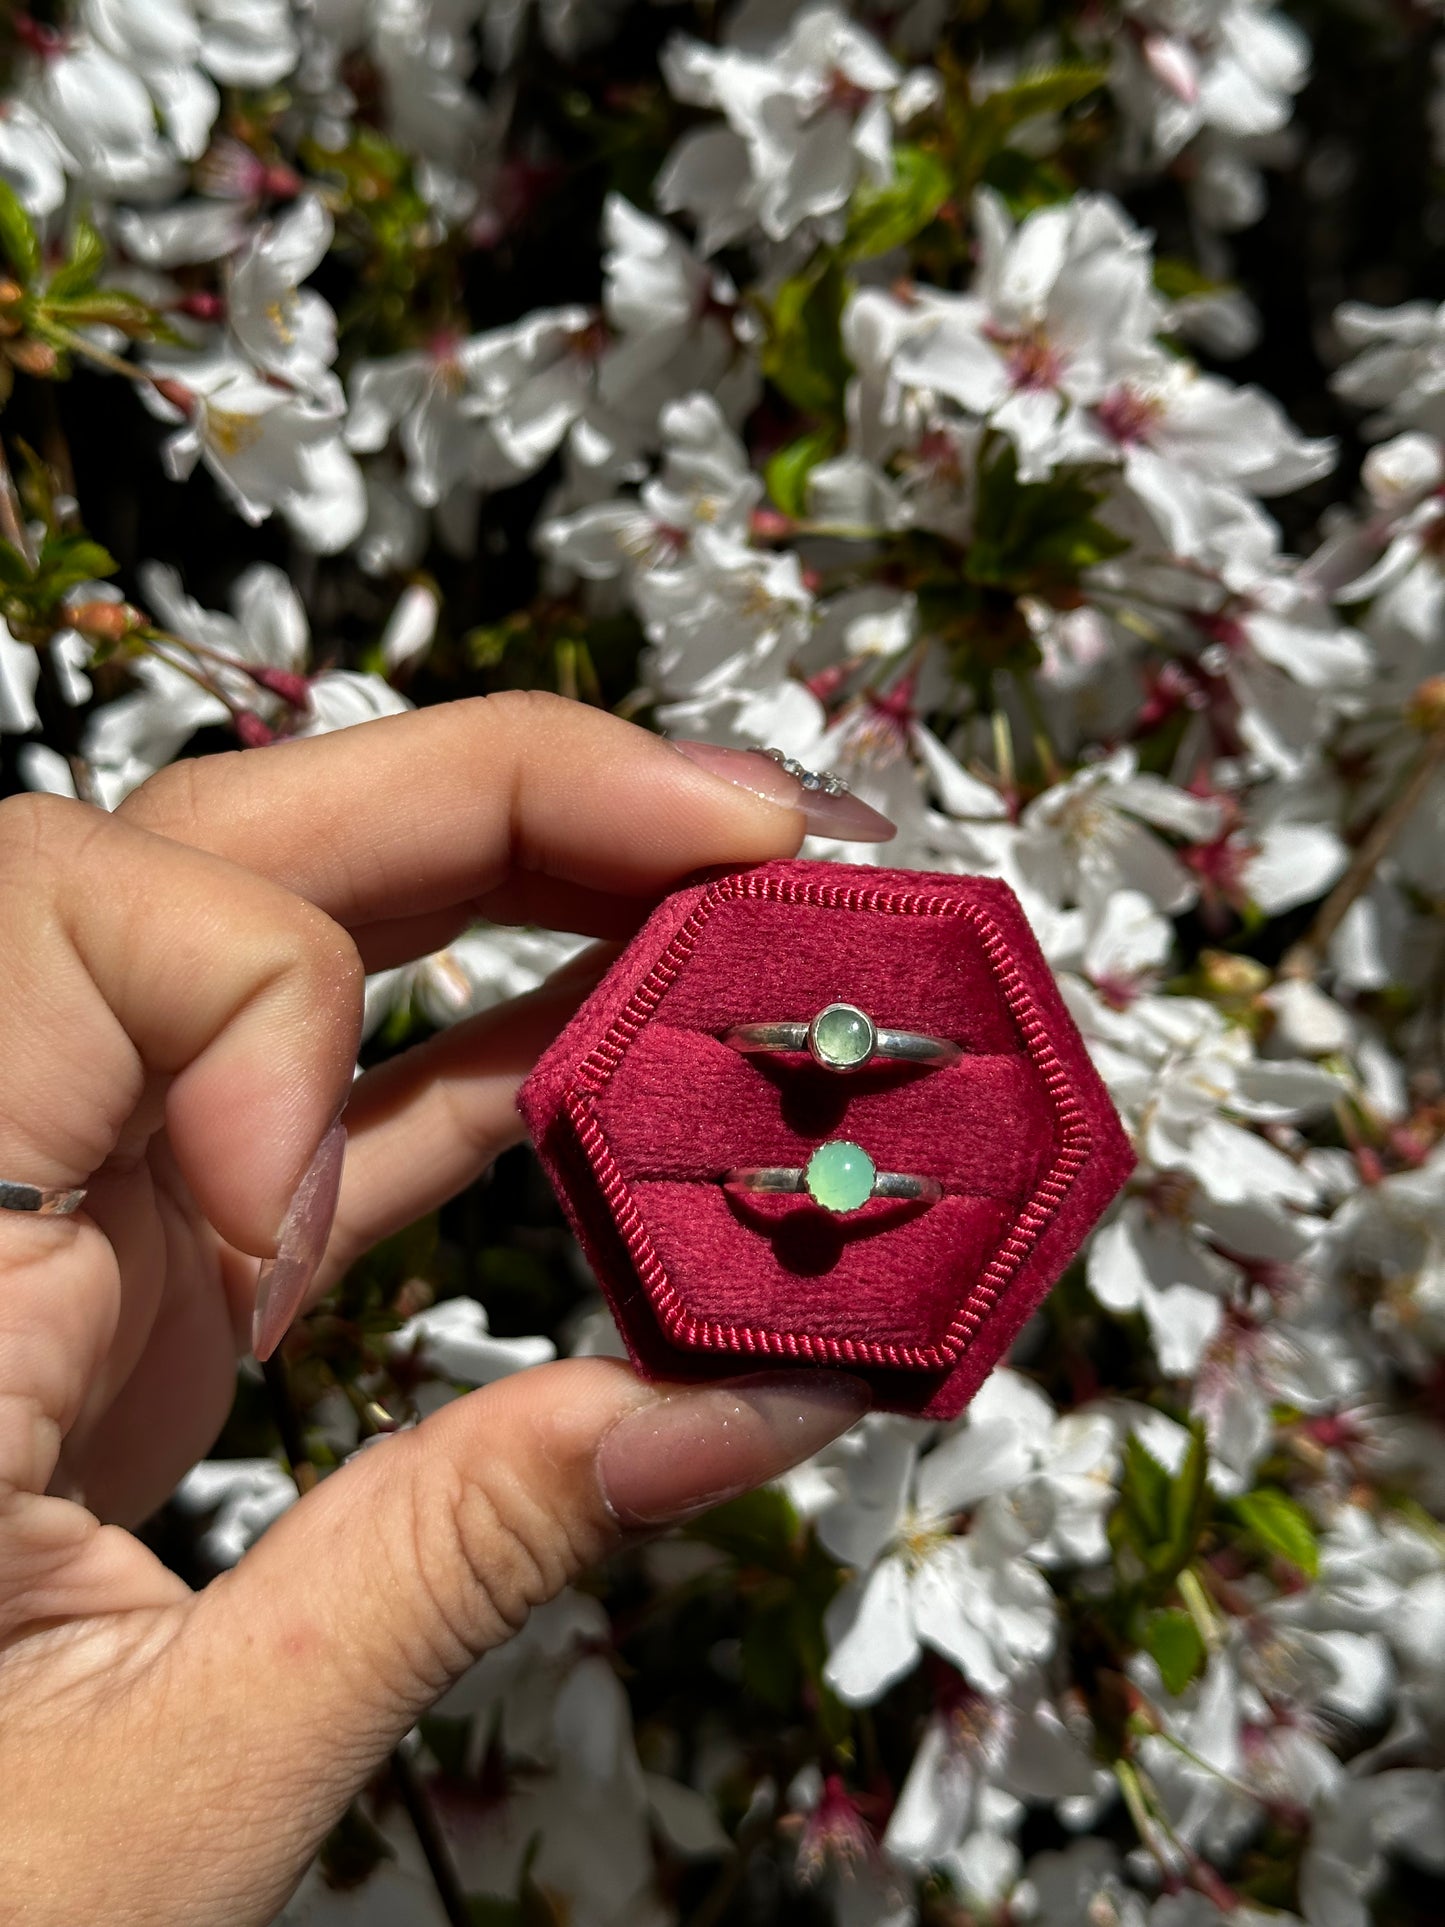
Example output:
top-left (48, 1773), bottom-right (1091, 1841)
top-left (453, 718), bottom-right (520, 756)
top-left (117, 693), bottom-right (869, 944)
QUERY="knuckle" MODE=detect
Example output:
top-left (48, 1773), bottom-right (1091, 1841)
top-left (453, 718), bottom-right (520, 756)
top-left (389, 1441), bottom-right (586, 1691)
top-left (477, 687), bottom-right (566, 734)
top-left (0, 790), bottom-right (99, 873)
top-left (118, 751), bottom-right (237, 840)
top-left (277, 900), bottom-right (365, 1026)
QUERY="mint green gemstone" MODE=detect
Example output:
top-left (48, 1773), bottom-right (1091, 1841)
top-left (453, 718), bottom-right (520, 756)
top-left (810, 1002), bottom-right (874, 1069)
top-left (804, 1139), bottom-right (877, 1213)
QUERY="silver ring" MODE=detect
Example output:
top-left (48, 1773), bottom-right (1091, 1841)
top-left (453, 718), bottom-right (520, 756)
top-left (725, 1139), bottom-right (942, 1216)
top-left (0, 1180), bottom-right (87, 1216)
top-left (758, 747), bottom-right (851, 796)
top-left (721, 1001), bottom-right (960, 1074)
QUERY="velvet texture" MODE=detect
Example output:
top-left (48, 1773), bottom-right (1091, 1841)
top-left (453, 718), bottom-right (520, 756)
top-left (519, 861), bottom-right (1134, 1417)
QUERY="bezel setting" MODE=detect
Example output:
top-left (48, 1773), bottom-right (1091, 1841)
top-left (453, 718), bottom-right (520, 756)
top-left (803, 1139), bottom-right (877, 1213)
top-left (806, 1001), bottom-right (877, 1072)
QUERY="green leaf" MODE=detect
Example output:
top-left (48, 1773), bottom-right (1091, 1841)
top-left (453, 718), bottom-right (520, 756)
top-left (466, 614), bottom-right (531, 669)
top-left (966, 440), bottom-right (1129, 593)
top-left (0, 178), bottom-right (40, 282)
top-left (0, 541), bottom-right (31, 589)
top-left (44, 288), bottom-right (160, 336)
top-left (1111, 1421), bottom-right (1212, 1594)
top-left (1231, 1488), bottom-right (1320, 1578)
top-left (979, 146), bottom-right (1076, 218)
top-left (1118, 1433), bottom-right (1172, 1551)
top-left (1142, 1607), bottom-right (1207, 1696)
top-left (1162, 1425), bottom-right (1210, 1579)
top-left (1153, 256), bottom-right (1225, 303)
top-left (684, 1485), bottom-right (799, 1569)
top-left (955, 64), bottom-right (1109, 193)
top-left (26, 533), bottom-right (118, 608)
top-left (765, 427), bottom-right (836, 518)
top-left (40, 534), bottom-right (117, 579)
top-left (46, 216), bottom-right (105, 300)
top-left (761, 259), bottom-right (850, 420)
top-left (843, 144), bottom-right (951, 260)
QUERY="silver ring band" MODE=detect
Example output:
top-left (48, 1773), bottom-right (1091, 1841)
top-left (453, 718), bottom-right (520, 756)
top-left (721, 1001), bottom-right (959, 1073)
top-left (724, 1139), bottom-right (941, 1216)
top-left (0, 1180), bottom-right (87, 1216)
top-left (726, 1167), bottom-right (942, 1202)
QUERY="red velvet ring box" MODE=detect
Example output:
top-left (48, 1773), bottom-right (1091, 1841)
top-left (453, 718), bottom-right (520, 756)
top-left (517, 860), bottom-right (1134, 1417)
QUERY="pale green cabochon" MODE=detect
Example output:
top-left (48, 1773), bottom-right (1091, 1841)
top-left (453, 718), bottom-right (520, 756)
top-left (804, 1139), bottom-right (877, 1213)
top-left (809, 1002), bottom-right (875, 1070)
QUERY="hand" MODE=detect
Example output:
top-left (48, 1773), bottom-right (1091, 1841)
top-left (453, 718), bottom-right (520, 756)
top-left (0, 694), bottom-right (877, 1926)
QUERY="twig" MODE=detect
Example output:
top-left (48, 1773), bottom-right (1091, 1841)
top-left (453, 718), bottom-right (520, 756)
top-left (261, 1352), bottom-right (319, 1496)
top-left (1013, 666), bottom-right (1063, 785)
top-left (263, 1353), bottom-right (471, 1926)
top-left (684, 1795), bottom-right (773, 1927)
top-left (0, 434), bottom-right (33, 563)
top-left (1114, 1757), bottom-right (1173, 1877)
top-left (389, 1747), bottom-right (472, 1927)
top-left (1282, 726), bottom-right (1445, 978)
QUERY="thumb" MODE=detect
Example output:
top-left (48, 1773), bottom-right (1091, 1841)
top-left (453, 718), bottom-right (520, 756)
top-left (181, 1357), bottom-right (865, 1902)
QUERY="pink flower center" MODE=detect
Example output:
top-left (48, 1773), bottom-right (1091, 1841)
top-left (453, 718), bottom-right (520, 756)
top-left (826, 70), bottom-right (873, 116)
top-left (1096, 385), bottom-right (1163, 446)
top-left (1001, 330), bottom-right (1064, 392)
top-left (914, 426), bottom-right (966, 485)
top-left (1191, 608), bottom-right (1250, 652)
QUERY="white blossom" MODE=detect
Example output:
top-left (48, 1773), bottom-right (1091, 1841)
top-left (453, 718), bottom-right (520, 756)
top-left (658, 6), bottom-right (914, 251)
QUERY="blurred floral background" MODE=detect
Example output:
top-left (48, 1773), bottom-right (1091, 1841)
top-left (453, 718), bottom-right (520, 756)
top-left (2, 0), bottom-right (1445, 1919)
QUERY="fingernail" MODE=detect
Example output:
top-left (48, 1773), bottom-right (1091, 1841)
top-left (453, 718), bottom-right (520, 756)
top-left (671, 741), bottom-right (896, 843)
top-left (596, 1373), bottom-right (870, 1527)
top-left (251, 1122), bottom-right (347, 1362)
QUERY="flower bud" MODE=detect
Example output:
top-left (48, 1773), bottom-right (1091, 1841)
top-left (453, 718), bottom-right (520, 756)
top-left (247, 664), bottom-right (312, 707)
top-left (750, 506), bottom-right (794, 541)
top-left (7, 337), bottom-right (57, 377)
top-left (151, 376), bottom-right (196, 415)
top-left (67, 599), bottom-right (141, 644)
top-left (1407, 672), bottom-right (1445, 733)
top-left (1200, 950), bottom-right (1269, 998)
top-left (177, 291), bottom-right (225, 323)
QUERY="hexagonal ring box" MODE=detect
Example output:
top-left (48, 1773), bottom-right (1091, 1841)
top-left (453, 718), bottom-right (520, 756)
top-left (518, 860), bottom-right (1134, 1417)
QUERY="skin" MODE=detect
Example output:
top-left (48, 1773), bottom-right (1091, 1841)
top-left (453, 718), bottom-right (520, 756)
top-left (0, 694), bottom-right (866, 1926)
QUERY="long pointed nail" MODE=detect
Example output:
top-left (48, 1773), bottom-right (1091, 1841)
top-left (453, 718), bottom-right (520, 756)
top-left (595, 1372), bottom-right (869, 1527)
top-left (251, 1123), bottom-right (347, 1362)
top-left (671, 741), bottom-right (896, 842)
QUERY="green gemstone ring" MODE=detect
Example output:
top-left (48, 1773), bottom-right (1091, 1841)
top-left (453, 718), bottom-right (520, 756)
top-left (721, 1001), bottom-right (960, 1074)
top-left (725, 1139), bottom-right (943, 1215)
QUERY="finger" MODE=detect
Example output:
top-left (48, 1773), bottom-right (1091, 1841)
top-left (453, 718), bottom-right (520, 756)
top-left (310, 949), bottom-right (616, 1298)
top-left (116, 693), bottom-right (854, 947)
top-left (200, 957), bottom-right (604, 1345)
top-left (0, 795), bottom-right (360, 1521)
top-left (314, 877), bottom-right (672, 975)
top-left (178, 1358), bottom-right (868, 1916)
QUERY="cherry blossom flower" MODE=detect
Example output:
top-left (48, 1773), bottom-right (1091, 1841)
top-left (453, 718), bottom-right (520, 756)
top-left (1015, 747), bottom-right (1225, 915)
top-left (347, 307), bottom-right (597, 507)
top-left (227, 196), bottom-right (341, 404)
top-left (657, 6), bottom-right (918, 251)
top-left (145, 346), bottom-right (365, 549)
top-left (818, 1377), bottom-right (1115, 1705)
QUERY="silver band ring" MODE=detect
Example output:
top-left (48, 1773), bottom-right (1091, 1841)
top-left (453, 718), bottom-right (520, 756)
top-left (721, 1001), bottom-right (960, 1074)
top-left (758, 747), bottom-right (851, 796)
top-left (0, 1180), bottom-right (87, 1216)
top-left (725, 1139), bottom-right (942, 1216)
